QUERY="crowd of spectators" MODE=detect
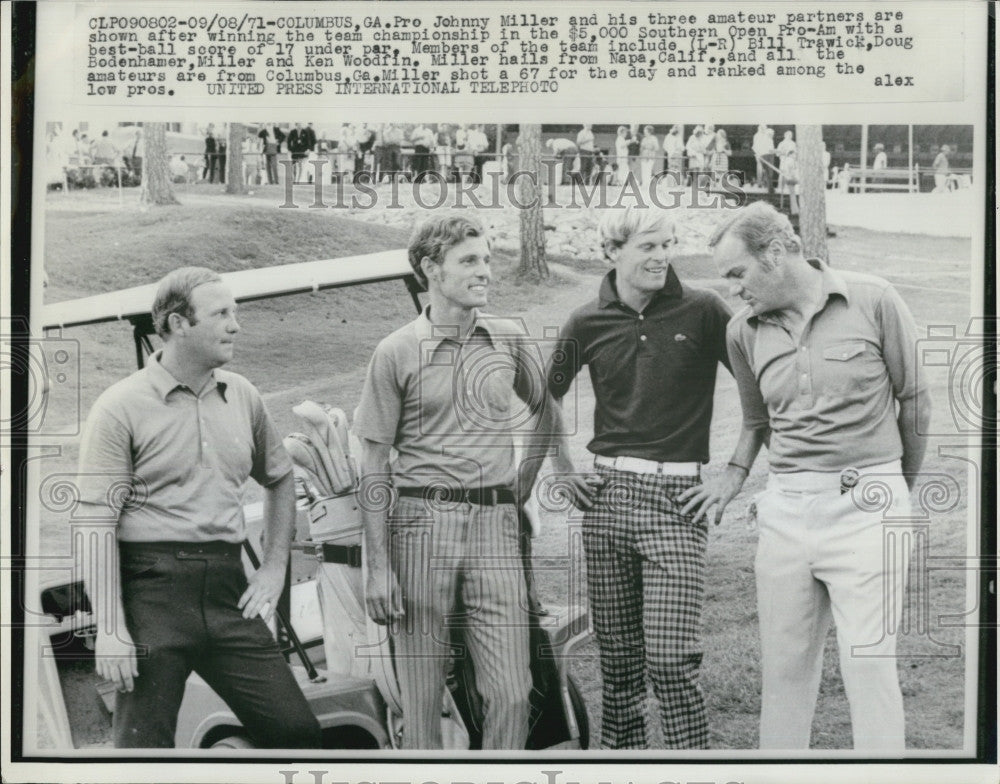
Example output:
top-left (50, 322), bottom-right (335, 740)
top-left (46, 124), bottom-right (144, 189)
top-left (548, 124), bottom-right (738, 188)
top-left (212, 122), bottom-right (503, 187)
top-left (46, 121), bottom-right (970, 196)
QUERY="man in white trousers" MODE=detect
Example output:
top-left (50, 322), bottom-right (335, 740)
top-left (682, 201), bottom-right (930, 752)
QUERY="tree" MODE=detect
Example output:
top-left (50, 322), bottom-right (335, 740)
top-left (226, 123), bottom-right (247, 195)
top-left (795, 124), bottom-right (828, 261)
top-left (139, 122), bottom-right (179, 206)
top-left (516, 124), bottom-right (548, 278)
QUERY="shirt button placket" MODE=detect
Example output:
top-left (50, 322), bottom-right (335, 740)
top-left (197, 398), bottom-right (209, 466)
top-left (797, 344), bottom-right (810, 396)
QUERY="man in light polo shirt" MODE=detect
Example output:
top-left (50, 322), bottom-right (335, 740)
top-left (355, 213), bottom-right (561, 749)
top-left (700, 201), bottom-right (930, 750)
top-left (76, 267), bottom-right (320, 748)
top-left (547, 206), bottom-right (737, 749)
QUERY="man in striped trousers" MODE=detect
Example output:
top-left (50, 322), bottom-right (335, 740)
top-left (355, 213), bottom-right (562, 749)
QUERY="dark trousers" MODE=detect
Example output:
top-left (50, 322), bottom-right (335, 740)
top-left (473, 153), bottom-right (488, 184)
top-left (763, 153), bottom-right (776, 193)
top-left (412, 145), bottom-right (431, 180)
top-left (379, 144), bottom-right (401, 182)
top-left (114, 540), bottom-right (321, 749)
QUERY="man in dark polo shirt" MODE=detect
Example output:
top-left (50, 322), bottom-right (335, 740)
top-left (547, 206), bottom-right (738, 749)
top-left (355, 213), bottom-right (560, 749)
top-left (76, 267), bottom-right (320, 748)
top-left (703, 201), bottom-right (930, 750)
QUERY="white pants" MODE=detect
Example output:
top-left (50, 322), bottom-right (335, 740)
top-left (640, 157), bottom-right (656, 187)
top-left (755, 461), bottom-right (912, 752)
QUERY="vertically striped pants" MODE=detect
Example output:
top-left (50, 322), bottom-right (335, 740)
top-left (386, 495), bottom-right (532, 749)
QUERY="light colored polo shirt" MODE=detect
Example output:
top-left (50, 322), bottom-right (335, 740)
top-left (726, 259), bottom-right (925, 473)
top-left (354, 307), bottom-right (541, 490)
top-left (76, 351), bottom-right (292, 542)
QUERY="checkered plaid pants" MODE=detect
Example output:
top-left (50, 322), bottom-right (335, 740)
top-left (583, 465), bottom-right (709, 749)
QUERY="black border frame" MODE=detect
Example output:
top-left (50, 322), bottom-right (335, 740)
top-left (6, 0), bottom-right (997, 768)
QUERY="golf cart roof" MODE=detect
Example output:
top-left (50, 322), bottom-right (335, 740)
top-left (41, 249), bottom-right (418, 332)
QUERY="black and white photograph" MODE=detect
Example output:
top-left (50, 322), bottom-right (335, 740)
top-left (4, 2), bottom-right (995, 784)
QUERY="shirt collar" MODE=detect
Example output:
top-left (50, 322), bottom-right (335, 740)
top-left (750, 257), bottom-right (850, 326)
top-left (413, 305), bottom-right (500, 350)
top-left (145, 351), bottom-right (228, 403)
top-left (598, 265), bottom-right (683, 310)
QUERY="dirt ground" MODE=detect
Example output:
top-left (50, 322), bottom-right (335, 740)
top-left (29, 185), bottom-right (979, 752)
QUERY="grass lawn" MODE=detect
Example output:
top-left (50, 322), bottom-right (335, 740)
top-left (35, 197), bottom-right (977, 752)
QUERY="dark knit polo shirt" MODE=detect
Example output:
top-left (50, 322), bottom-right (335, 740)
top-left (548, 266), bottom-right (732, 463)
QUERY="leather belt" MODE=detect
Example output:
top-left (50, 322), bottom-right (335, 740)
top-left (396, 486), bottom-right (516, 506)
top-left (120, 540), bottom-right (243, 559)
top-left (594, 454), bottom-right (700, 477)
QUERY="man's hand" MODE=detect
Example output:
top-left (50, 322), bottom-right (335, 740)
top-left (238, 561), bottom-right (285, 623)
top-left (559, 472), bottom-right (605, 510)
top-left (95, 627), bottom-right (139, 692)
top-left (366, 563), bottom-right (403, 626)
top-left (677, 465), bottom-right (748, 526)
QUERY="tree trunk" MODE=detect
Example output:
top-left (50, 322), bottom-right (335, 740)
top-left (226, 123), bottom-right (246, 195)
top-left (139, 122), bottom-right (179, 206)
top-left (795, 124), bottom-right (828, 261)
top-left (516, 124), bottom-right (548, 278)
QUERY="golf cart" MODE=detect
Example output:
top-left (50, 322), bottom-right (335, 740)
top-left (35, 250), bottom-right (592, 751)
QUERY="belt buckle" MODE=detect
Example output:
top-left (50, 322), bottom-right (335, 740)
top-left (840, 467), bottom-right (860, 495)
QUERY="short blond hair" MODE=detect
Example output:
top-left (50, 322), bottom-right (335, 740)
top-left (599, 207), bottom-right (674, 261)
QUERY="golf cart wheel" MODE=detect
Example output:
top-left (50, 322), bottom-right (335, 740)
top-left (567, 675), bottom-right (590, 750)
top-left (210, 733), bottom-right (255, 749)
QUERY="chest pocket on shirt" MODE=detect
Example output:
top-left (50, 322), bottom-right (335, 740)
top-left (821, 341), bottom-right (884, 396)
